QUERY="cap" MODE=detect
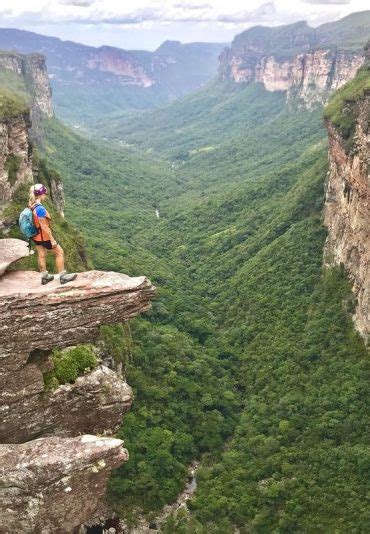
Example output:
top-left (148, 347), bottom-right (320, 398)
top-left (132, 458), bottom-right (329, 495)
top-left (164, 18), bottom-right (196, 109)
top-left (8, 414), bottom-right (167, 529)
top-left (34, 184), bottom-right (48, 196)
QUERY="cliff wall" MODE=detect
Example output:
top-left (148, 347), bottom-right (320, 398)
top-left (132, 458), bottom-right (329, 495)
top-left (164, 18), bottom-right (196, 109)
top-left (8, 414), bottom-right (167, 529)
top-left (323, 62), bottom-right (369, 341)
top-left (218, 17), bottom-right (368, 108)
top-left (0, 51), bottom-right (53, 119)
top-left (220, 47), bottom-right (364, 108)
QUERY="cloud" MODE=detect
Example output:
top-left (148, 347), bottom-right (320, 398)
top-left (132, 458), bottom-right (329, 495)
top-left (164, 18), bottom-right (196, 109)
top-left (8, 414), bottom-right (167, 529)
top-left (302, 0), bottom-right (350, 4)
top-left (60, 0), bottom-right (96, 6)
top-left (0, 1), bottom-right (278, 26)
top-left (173, 2), bottom-right (211, 9)
top-left (0, 0), bottom-right (367, 30)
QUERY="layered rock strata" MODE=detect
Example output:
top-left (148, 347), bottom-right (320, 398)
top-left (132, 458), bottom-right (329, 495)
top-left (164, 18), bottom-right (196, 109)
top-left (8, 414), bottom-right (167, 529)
top-left (0, 435), bottom-right (128, 533)
top-left (0, 262), bottom-right (155, 531)
top-left (323, 92), bottom-right (369, 341)
top-left (220, 47), bottom-right (364, 108)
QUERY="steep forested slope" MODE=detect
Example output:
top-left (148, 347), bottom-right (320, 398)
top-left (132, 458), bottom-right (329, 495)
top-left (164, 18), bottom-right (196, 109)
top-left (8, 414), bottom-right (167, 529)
top-left (41, 73), bottom-right (369, 532)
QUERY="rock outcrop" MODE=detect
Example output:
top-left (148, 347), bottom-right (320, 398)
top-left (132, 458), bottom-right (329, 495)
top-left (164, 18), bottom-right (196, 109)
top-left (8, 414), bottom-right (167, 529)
top-left (0, 269), bottom-right (155, 442)
top-left (0, 260), bottom-right (155, 531)
top-left (323, 74), bottom-right (369, 341)
top-left (0, 435), bottom-right (128, 533)
top-left (0, 238), bottom-right (30, 275)
top-left (219, 19), bottom-right (367, 108)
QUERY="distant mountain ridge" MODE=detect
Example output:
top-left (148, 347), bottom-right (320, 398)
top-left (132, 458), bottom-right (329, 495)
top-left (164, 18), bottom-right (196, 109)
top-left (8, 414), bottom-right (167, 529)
top-left (0, 28), bottom-right (226, 124)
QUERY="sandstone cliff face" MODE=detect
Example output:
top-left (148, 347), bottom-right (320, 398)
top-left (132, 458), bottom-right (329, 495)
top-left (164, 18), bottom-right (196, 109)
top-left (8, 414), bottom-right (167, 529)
top-left (0, 112), bottom-right (32, 207)
top-left (86, 47), bottom-right (154, 88)
top-left (323, 91), bottom-right (369, 341)
top-left (0, 263), bottom-right (155, 531)
top-left (220, 47), bottom-right (364, 108)
top-left (0, 51), bottom-right (53, 119)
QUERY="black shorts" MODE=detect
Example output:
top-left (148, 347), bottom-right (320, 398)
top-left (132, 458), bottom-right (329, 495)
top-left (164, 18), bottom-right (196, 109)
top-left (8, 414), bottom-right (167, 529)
top-left (33, 240), bottom-right (53, 250)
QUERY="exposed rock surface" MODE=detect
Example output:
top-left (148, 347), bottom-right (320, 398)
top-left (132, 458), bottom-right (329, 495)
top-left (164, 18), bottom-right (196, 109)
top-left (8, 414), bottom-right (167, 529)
top-left (0, 112), bottom-right (32, 210)
top-left (0, 238), bottom-right (31, 275)
top-left (220, 47), bottom-right (364, 108)
top-left (0, 269), bottom-right (155, 354)
top-left (86, 47), bottom-right (154, 87)
top-left (0, 435), bottom-right (128, 533)
top-left (323, 90), bottom-right (369, 341)
top-left (0, 268), bottom-right (155, 443)
top-left (0, 365), bottom-right (133, 443)
top-left (219, 17), bottom-right (368, 107)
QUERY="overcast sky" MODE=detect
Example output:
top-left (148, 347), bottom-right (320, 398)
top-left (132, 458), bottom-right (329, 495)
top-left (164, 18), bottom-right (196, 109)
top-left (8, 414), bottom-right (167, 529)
top-left (0, 0), bottom-right (369, 50)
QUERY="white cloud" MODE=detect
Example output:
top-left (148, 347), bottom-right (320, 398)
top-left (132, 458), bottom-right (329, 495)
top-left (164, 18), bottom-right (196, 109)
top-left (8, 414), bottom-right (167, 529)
top-left (1, 0), bottom-right (367, 26)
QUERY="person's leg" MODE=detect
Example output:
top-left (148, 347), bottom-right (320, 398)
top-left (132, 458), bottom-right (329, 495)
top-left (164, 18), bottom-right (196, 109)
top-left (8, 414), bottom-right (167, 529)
top-left (35, 245), bottom-right (47, 273)
top-left (50, 244), bottom-right (77, 284)
top-left (50, 244), bottom-right (65, 274)
top-left (35, 244), bottom-right (54, 285)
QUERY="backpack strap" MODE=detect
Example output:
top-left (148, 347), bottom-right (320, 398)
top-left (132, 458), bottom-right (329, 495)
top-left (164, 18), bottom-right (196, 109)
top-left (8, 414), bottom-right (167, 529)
top-left (30, 203), bottom-right (43, 241)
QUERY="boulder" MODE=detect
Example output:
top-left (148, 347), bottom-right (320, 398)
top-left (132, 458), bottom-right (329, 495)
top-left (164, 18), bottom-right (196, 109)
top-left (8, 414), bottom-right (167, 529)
top-left (0, 435), bottom-right (128, 533)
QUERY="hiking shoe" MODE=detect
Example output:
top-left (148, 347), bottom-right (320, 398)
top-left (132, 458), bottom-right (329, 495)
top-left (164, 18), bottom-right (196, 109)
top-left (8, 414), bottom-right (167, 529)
top-left (41, 273), bottom-right (54, 285)
top-left (60, 272), bottom-right (77, 285)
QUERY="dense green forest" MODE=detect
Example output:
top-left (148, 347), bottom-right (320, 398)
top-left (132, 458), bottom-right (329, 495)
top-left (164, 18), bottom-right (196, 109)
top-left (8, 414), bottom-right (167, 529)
top-left (38, 70), bottom-right (369, 532)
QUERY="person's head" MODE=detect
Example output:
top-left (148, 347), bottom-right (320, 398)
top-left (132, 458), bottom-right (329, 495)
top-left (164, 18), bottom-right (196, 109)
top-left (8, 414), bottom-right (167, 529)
top-left (29, 183), bottom-right (48, 205)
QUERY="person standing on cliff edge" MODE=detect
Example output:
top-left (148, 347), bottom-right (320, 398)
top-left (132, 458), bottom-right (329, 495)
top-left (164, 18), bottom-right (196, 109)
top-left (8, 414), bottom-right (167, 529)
top-left (29, 183), bottom-right (77, 285)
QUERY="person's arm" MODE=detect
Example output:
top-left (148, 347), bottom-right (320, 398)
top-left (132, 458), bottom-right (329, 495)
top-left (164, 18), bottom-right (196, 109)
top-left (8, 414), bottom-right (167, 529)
top-left (38, 217), bottom-right (57, 245)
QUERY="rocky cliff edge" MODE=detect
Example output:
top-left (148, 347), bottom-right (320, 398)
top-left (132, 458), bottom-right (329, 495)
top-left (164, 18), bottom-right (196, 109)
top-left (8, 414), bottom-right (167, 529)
top-left (0, 249), bottom-right (155, 532)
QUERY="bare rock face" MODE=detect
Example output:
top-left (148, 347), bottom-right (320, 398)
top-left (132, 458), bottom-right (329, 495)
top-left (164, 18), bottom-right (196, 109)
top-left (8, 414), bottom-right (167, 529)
top-left (86, 47), bottom-right (154, 87)
top-left (0, 51), bottom-right (53, 120)
top-left (25, 54), bottom-right (54, 119)
top-left (220, 47), bottom-right (364, 108)
top-left (0, 238), bottom-right (31, 275)
top-left (0, 113), bottom-right (33, 210)
top-left (0, 435), bottom-right (128, 533)
top-left (323, 93), bottom-right (369, 341)
top-left (0, 268), bottom-right (155, 443)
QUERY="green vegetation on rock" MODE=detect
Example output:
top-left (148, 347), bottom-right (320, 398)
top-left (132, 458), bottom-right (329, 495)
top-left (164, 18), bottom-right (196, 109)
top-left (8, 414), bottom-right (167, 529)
top-left (43, 345), bottom-right (98, 390)
top-left (0, 88), bottom-right (28, 119)
top-left (4, 154), bottom-right (22, 186)
top-left (324, 62), bottom-right (370, 150)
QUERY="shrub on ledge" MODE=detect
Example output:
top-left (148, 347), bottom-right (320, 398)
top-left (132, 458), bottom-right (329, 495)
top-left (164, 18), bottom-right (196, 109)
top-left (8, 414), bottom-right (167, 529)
top-left (43, 344), bottom-right (98, 390)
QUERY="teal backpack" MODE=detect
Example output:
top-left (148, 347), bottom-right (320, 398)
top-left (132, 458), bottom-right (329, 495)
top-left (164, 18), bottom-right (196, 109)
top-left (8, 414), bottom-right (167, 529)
top-left (19, 206), bottom-right (39, 240)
